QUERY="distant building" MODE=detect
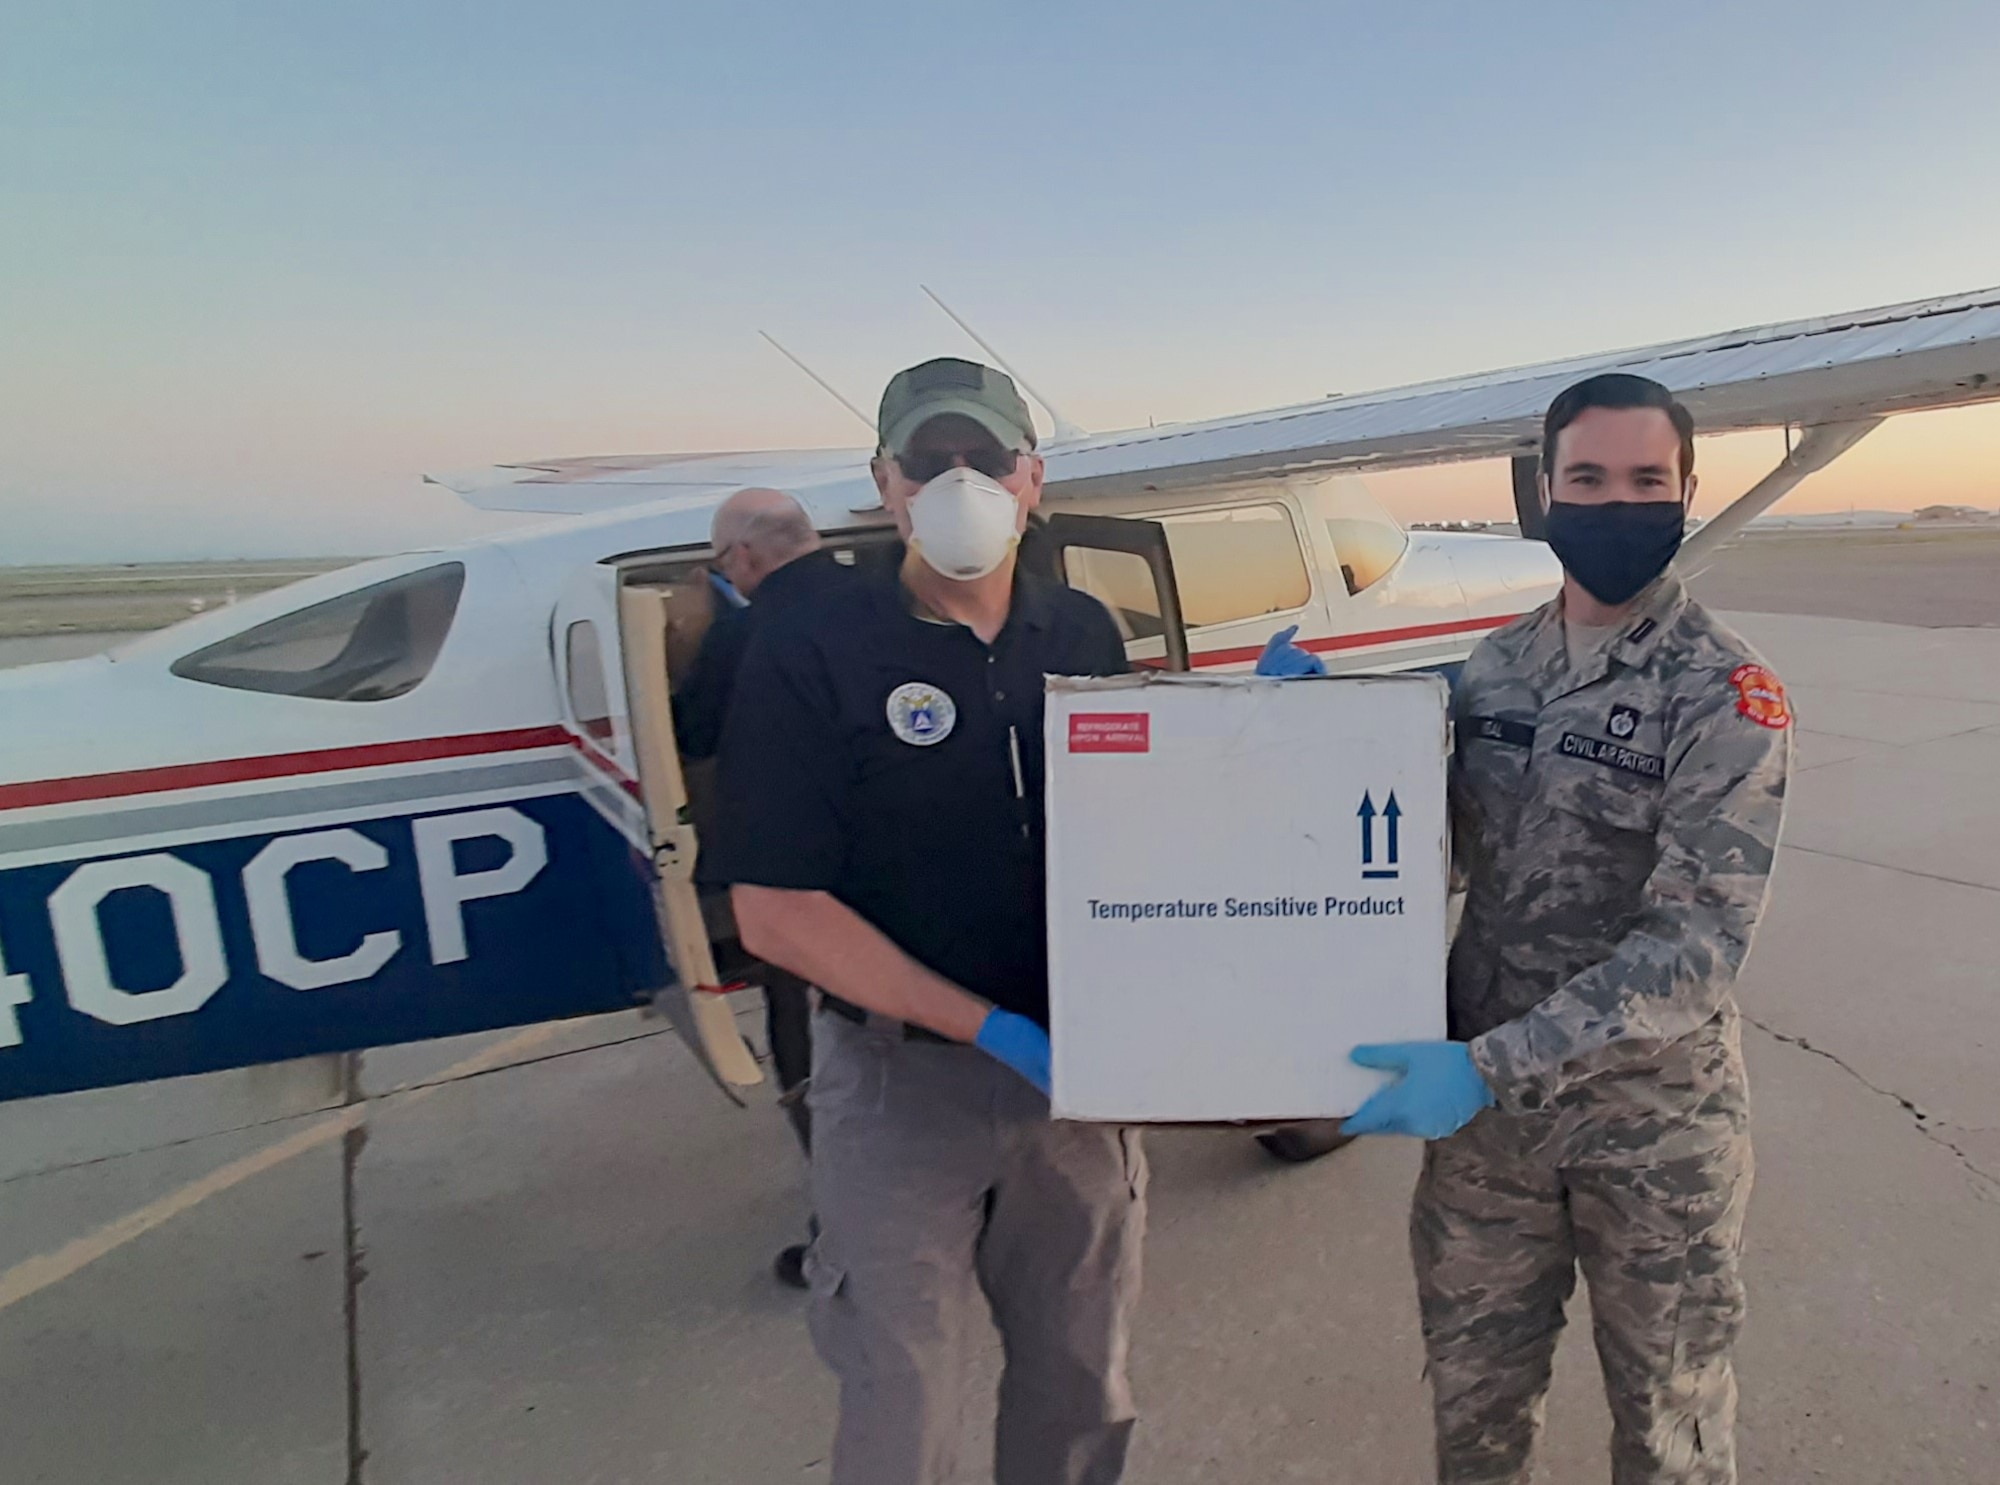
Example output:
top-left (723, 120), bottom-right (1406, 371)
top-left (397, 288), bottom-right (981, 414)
top-left (1910, 504), bottom-right (1993, 523)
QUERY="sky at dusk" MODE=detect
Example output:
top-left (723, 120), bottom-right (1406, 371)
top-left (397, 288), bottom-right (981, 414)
top-left (4, 2), bottom-right (1999, 563)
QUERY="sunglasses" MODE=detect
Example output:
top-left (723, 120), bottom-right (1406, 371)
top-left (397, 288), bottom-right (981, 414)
top-left (896, 446), bottom-right (1022, 484)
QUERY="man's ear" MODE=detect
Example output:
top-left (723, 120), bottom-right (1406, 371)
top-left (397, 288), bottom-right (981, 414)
top-left (1537, 470), bottom-right (1553, 515)
top-left (870, 455), bottom-right (893, 501)
top-left (1683, 473), bottom-right (1699, 513)
top-left (1019, 453), bottom-right (1046, 515)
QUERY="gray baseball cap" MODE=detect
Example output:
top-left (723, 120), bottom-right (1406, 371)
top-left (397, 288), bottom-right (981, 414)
top-left (877, 356), bottom-right (1037, 456)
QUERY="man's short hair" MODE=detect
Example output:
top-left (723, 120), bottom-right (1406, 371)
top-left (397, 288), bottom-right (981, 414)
top-left (1542, 373), bottom-right (1696, 481)
top-left (712, 488), bottom-right (819, 561)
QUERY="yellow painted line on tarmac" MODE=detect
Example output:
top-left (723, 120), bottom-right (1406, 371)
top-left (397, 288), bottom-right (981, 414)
top-left (0, 1022), bottom-right (563, 1315)
top-left (0, 1107), bottom-right (363, 1313)
top-left (381, 1021), bottom-right (562, 1097)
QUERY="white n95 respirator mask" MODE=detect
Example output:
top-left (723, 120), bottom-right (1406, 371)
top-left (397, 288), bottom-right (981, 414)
top-left (907, 466), bottom-right (1022, 580)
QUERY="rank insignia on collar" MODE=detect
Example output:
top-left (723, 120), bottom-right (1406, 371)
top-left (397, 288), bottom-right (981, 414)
top-left (1626, 618), bottom-right (1658, 643)
top-left (1608, 704), bottom-right (1641, 740)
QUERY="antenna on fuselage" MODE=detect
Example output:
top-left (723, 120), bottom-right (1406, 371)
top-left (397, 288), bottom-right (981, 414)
top-left (919, 285), bottom-right (1089, 444)
top-left (758, 331), bottom-right (879, 437)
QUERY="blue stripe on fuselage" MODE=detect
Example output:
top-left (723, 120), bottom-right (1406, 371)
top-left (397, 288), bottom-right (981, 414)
top-left (0, 792), bottom-right (668, 1103)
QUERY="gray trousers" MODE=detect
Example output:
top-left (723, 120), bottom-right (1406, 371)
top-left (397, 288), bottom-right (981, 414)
top-left (1411, 1111), bottom-right (1753, 1485)
top-left (806, 1009), bottom-right (1148, 1485)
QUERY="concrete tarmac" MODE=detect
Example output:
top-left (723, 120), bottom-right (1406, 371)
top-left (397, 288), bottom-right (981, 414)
top-left (1688, 528), bottom-right (2000, 628)
top-left (3, 577), bottom-right (1999, 1480)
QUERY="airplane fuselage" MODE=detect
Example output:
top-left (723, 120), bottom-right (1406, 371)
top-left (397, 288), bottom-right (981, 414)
top-left (0, 471), bottom-right (1558, 1102)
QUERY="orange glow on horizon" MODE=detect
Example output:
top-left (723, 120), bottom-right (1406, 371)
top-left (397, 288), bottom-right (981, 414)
top-left (1365, 402), bottom-right (2000, 524)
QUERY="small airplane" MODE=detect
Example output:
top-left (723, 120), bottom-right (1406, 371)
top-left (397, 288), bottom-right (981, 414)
top-left (2, 286), bottom-right (1997, 1108)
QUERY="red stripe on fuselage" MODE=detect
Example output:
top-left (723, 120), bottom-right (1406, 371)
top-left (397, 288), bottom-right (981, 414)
top-left (0, 726), bottom-right (573, 813)
top-left (570, 735), bottom-right (644, 799)
top-left (0, 614), bottom-right (1522, 813)
top-left (1188, 612), bottom-right (1518, 670)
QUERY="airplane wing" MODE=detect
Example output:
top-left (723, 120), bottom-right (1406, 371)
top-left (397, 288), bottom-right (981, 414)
top-left (434, 286), bottom-right (2000, 514)
top-left (428, 448), bottom-right (871, 515)
top-left (1042, 285), bottom-right (2000, 497)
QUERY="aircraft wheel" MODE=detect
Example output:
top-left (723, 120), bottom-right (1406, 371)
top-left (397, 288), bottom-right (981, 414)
top-left (1255, 1121), bottom-right (1355, 1164)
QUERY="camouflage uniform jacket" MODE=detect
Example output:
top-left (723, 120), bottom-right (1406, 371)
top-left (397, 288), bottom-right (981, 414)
top-left (1452, 571), bottom-right (1793, 1158)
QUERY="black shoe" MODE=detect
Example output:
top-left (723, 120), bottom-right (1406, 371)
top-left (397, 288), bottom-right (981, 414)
top-left (774, 1243), bottom-right (810, 1291)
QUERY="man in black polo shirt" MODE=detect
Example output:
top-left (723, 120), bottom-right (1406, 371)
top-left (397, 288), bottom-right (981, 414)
top-left (709, 358), bottom-right (1145, 1485)
top-left (675, 486), bottom-right (848, 761)
top-left (676, 485), bottom-right (852, 1288)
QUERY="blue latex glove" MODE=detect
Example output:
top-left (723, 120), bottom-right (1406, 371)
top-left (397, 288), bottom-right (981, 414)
top-left (1341, 1041), bottom-right (1496, 1138)
top-left (1255, 624), bottom-right (1325, 677)
top-left (975, 1007), bottom-right (1052, 1094)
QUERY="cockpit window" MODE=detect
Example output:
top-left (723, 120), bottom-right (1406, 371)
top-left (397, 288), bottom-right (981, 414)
top-left (171, 563), bottom-right (465, 701)
top-left (1320, 479), bottom-right (1409, 594)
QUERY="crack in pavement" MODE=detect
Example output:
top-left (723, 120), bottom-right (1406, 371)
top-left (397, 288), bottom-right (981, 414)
top-left (1745, 1014), bottom-right (2000, 1200)
top-left (1781, 843), bottom-right (2000, 897)
top-left (338, 1053), bottom-right (368, 1485)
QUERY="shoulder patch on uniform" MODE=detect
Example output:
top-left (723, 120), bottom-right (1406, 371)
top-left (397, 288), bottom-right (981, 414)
top-left (1729, 664), bottom-right (1791, 730)
top-left (886, 682), bottom-right (956, 746)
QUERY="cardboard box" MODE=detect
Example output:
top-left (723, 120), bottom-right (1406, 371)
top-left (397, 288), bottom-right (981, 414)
top-left (1045, 672), bottom-right (1449, 1123)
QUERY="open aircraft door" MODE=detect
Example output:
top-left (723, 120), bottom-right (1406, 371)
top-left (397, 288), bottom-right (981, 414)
top-left (1041, 513), bottom-right (1191, 673)
top-left (551, 565), bottom-right (763, 1099)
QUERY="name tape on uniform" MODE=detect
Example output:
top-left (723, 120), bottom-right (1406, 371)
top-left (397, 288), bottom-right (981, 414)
top-left (1470, 715), bottom-right (1535, 750)
top-left (1557, 732), bottom-right (1665, 780)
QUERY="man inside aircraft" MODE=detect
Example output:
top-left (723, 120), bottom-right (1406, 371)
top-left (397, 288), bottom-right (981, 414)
top-left (1266, 373), bottom-right (1791, 1483)
top-left (709, 357), bottom-right (1144, 1485)
top-left (678, 486), bottom-right (852, 1290)
top-left (674, 486), bottom-right (844, 760)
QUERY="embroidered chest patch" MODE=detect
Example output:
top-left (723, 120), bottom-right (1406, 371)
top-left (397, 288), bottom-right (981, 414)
top-left (886, 682), bottom-right (957, 746)
top-left (1607, 704), bottom-right (1642, 740)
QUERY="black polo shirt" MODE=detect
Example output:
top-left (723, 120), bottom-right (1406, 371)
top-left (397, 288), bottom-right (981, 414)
top-left (673, 549), bottom-right (853, 760)
top-left (706, 568), bottom-right (1128, 1025)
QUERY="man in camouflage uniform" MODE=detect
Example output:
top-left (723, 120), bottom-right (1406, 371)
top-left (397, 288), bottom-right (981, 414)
top-left (1295, 373), bottom-right (1793, 1483)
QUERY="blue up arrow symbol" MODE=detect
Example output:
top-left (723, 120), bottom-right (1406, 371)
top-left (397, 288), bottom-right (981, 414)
top-left (1358, 790), bottom-right (1402, 880)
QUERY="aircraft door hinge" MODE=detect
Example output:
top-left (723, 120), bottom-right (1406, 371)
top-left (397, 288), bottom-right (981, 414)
top-left (652, 823), bottom-right (700, 884)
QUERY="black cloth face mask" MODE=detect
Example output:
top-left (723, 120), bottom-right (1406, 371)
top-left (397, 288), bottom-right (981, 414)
top-left (1544, 498), bottom-right (1686, 606)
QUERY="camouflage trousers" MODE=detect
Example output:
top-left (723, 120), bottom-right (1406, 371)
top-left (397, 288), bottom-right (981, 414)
top-left (1410, 1111), bottom-right (1753, 1484)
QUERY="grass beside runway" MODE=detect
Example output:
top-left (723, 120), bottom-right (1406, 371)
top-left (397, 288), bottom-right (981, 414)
top-left (1, 527), bottom-right (1991, 649)
top-left (0, 560), bottom-right (354, 640)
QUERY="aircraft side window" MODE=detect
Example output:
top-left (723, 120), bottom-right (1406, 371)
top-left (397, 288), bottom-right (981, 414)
top-left (1159, 503), bottom-right (1310, 628)
top-left (171, 563), bottom-right (465, 702)
top-left (564, 620), bottom-right (615, 742)
top-left (1319, 478), bottom-right (1409, 594)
